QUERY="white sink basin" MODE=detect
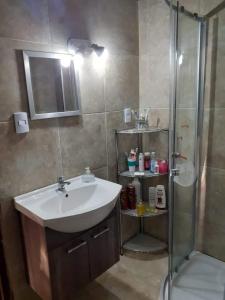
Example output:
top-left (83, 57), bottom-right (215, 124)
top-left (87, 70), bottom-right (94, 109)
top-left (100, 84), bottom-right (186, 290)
top-left (14, 176), bottom-right (122, 233)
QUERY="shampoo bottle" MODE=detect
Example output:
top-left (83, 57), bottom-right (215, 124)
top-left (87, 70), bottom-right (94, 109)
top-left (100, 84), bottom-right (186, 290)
top-left (139, 153), bottom-right (144, 172)
top-left (132, 177), bottom-right (141, 202)
top-left (155, 185), bottom-right (166, 209)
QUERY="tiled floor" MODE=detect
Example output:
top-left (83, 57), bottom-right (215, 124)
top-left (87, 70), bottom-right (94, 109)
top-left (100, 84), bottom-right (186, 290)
top-left (76, 252), bottom-right (168, 300)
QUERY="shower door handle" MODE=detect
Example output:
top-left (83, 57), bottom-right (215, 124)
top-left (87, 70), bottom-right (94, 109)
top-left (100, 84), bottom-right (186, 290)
top-left (172, 152), bottom-right (188, 160)
top-left (170, 168), bottom-right (180, 176)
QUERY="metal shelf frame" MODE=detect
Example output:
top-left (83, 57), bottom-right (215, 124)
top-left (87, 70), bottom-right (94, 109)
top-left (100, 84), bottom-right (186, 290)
top-left (115, 127), bottom-right (169, 254)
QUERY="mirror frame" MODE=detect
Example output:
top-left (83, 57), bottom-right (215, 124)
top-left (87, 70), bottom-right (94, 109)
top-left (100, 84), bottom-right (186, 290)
top-left (23, 50), bottom-right (81, 120)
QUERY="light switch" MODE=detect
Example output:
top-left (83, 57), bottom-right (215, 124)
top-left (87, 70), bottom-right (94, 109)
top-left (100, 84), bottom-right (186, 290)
top-left (14, 112), bottom-right (29, 134)
top-left (123, 108), bottom-right (132, 123)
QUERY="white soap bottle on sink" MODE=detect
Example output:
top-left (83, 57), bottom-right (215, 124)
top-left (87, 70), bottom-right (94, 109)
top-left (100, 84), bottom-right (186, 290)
top-left (81, 167), bottom-right (95, 183)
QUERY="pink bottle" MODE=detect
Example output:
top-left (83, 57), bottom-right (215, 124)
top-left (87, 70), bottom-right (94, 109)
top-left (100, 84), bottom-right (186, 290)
top-left (158, 160), bottom-right (168, 174)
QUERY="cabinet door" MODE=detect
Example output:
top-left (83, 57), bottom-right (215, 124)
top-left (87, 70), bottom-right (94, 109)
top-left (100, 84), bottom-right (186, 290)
top-left (49, 236), bottom-right (90, 300)
top-left (89, 217), bottom-right (120, 280)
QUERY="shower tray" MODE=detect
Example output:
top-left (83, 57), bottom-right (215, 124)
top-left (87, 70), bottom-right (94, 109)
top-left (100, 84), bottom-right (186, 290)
top-left (161, 252), bottom-right (225, 300)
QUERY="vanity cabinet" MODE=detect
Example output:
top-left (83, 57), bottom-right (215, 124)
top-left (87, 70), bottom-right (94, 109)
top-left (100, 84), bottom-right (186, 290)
top-left (49, 235), bottom-right (90, 300)
top-left (21, 202), bottom-right (120, 300)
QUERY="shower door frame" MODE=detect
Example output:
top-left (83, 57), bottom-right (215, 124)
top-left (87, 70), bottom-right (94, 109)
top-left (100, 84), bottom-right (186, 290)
top-left (168, 2), bottom-right (207, 298)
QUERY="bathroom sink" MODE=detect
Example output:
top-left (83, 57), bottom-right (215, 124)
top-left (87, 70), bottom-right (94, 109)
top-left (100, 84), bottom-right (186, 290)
top-left (14, 177), bottom-right (122, 233)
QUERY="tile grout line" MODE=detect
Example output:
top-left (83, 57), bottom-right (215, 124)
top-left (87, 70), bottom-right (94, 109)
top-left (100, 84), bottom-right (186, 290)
top-left (103, 64), bottom-right (109, 180)
top-left (56, 120), bottom-right (64, 178)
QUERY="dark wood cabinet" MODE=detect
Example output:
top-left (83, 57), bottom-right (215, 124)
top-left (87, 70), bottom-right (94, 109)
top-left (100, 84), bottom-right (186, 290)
top-left (89, 217), bottom-right (120, 279)
top-left (50, 236), bottom-right (90, 300)
top-left (21, 202), bottom-right (120, 300)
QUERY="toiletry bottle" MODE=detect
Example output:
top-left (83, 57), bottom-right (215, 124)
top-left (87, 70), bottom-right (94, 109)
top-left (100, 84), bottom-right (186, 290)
top-left (81, 167), bottom-right (95, 183)
top-left (154, 161), bottom-right (159, 174)
top-left (139, 153), bottom-right (144, 172)
top-left (144, 152), bottom-right (151, 170)
top-left (132, 177), bottom-right (141, 202)
top-left (127, 184), bottom-right (136, 209)
top-left (120, 188), bottom-right (129, 210)
top-left (136, 201), bottom-right (145, 216)
top-left (150, 152), bottom-right (156, 173)
top-left (149, 187), bottom-right (156, 211)
top-left (155, 185), bottom-right (166, 209)
top-left (159, 160), bottom-right (168, 174)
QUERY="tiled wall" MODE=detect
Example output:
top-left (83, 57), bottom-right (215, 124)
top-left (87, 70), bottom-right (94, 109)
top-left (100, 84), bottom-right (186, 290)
top-left (139, 0), bottom-right (170, 128)
top-left (197, 8), bottom-right (225, 262)
top-left (0, 1), bottom-right (139, 298)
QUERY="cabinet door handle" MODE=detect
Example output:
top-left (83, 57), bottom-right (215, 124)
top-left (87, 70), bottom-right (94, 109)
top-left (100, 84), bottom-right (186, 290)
top-left (67, 241), bottom-right (87, 254)
top-left (93, 227), bottom-right (109, 239)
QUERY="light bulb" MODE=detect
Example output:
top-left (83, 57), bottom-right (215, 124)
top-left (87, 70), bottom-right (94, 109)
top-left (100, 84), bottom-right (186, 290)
top-left (60, 56), bottom-right (71, 68)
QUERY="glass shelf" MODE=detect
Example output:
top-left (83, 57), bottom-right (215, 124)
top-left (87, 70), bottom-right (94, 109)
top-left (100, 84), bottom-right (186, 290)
top-left (121, 209), bottom-right (168, 218)
top-left (115, 127), bottom-right (168, 134)
top-left (119, 170), bottom-right (168, 178)
top-left (122, 233), bottom-right (167, 254)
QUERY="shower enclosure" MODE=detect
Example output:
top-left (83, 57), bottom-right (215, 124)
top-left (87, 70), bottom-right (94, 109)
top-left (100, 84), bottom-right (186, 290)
top-left (163, 1), bottom-right (225, 299)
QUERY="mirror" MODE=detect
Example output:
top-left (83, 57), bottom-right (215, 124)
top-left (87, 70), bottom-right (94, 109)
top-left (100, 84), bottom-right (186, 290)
top-left (23, 51), bottom-right (81, 120)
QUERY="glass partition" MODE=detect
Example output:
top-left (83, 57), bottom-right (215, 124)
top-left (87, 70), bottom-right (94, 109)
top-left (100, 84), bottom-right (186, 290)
top-left (168, 2), bottom-right (205, 293)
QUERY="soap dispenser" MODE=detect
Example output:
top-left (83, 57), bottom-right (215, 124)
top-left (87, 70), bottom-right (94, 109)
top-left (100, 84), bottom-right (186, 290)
top-left (81, 167), bottom-right (95, 183)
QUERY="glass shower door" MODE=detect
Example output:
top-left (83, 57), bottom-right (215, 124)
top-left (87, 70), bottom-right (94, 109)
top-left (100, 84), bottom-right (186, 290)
top-left (168, 2), bottom-right (205, 291)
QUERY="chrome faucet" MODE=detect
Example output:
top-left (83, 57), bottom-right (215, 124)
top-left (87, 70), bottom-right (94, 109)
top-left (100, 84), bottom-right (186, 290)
top-left (58, 176), bottom-right (71, 192)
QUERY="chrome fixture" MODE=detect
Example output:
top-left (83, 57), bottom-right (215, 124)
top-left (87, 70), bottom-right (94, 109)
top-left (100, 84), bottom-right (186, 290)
top-left (58, 176), bottom-right (71, 192)
top-left (68, 39), bottom-right (106, 57)
top-left (91, 44), bottom-right (105, 56)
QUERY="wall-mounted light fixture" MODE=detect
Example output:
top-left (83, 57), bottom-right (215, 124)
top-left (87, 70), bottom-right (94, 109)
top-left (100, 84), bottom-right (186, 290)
top-left (68, 39), bottom-right (108, 72)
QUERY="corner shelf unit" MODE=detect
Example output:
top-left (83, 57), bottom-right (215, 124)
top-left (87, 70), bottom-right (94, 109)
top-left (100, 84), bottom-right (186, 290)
top-left (115, 127), bottom-right (169, 254)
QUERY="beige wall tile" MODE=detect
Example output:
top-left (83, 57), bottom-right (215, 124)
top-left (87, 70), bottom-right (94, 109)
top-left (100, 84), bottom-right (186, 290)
top-left (0, 0), bottom-right (50, 43)
top-left (139, 0), bottom-right (170, 110)
top-left (198, 220), bottom-right (225, 262)
top-left (93, 166), bottom-right (108, 180)
top-left (200, 0), bottom-right (223, 15)
top-left (207, 109), bottom-right (225, 169)
top-left (0, 119), bottom-right (61, 199)
top-left (98, 0), bottom-right (139, 55)
top-left (144, 215), bottom-right (168, 243)
top-left (105, 54), bottom-right (139, 112)
top-left (148, 109), bottom-right (170, 129)
top-left (106, 111), bottom-right (137, 182)
top-left (48, 0), bottom-right (138, 55)
top-left (139, 54), bottom-right (170, 109)
top-left (139, 0), bottom-right (170, 57)
top-left (121, 215), bottom-right (139, 243)
top-left (203, 167), bottom-right (225, 228)
top-left (79, 57), bottom-right (105, 114)
top-left (48, 0), bottom-right (102, 47)
top-left (59, 114), bottom-right (107, 179)
top-left (179, 0), bottom-right (200, 14)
